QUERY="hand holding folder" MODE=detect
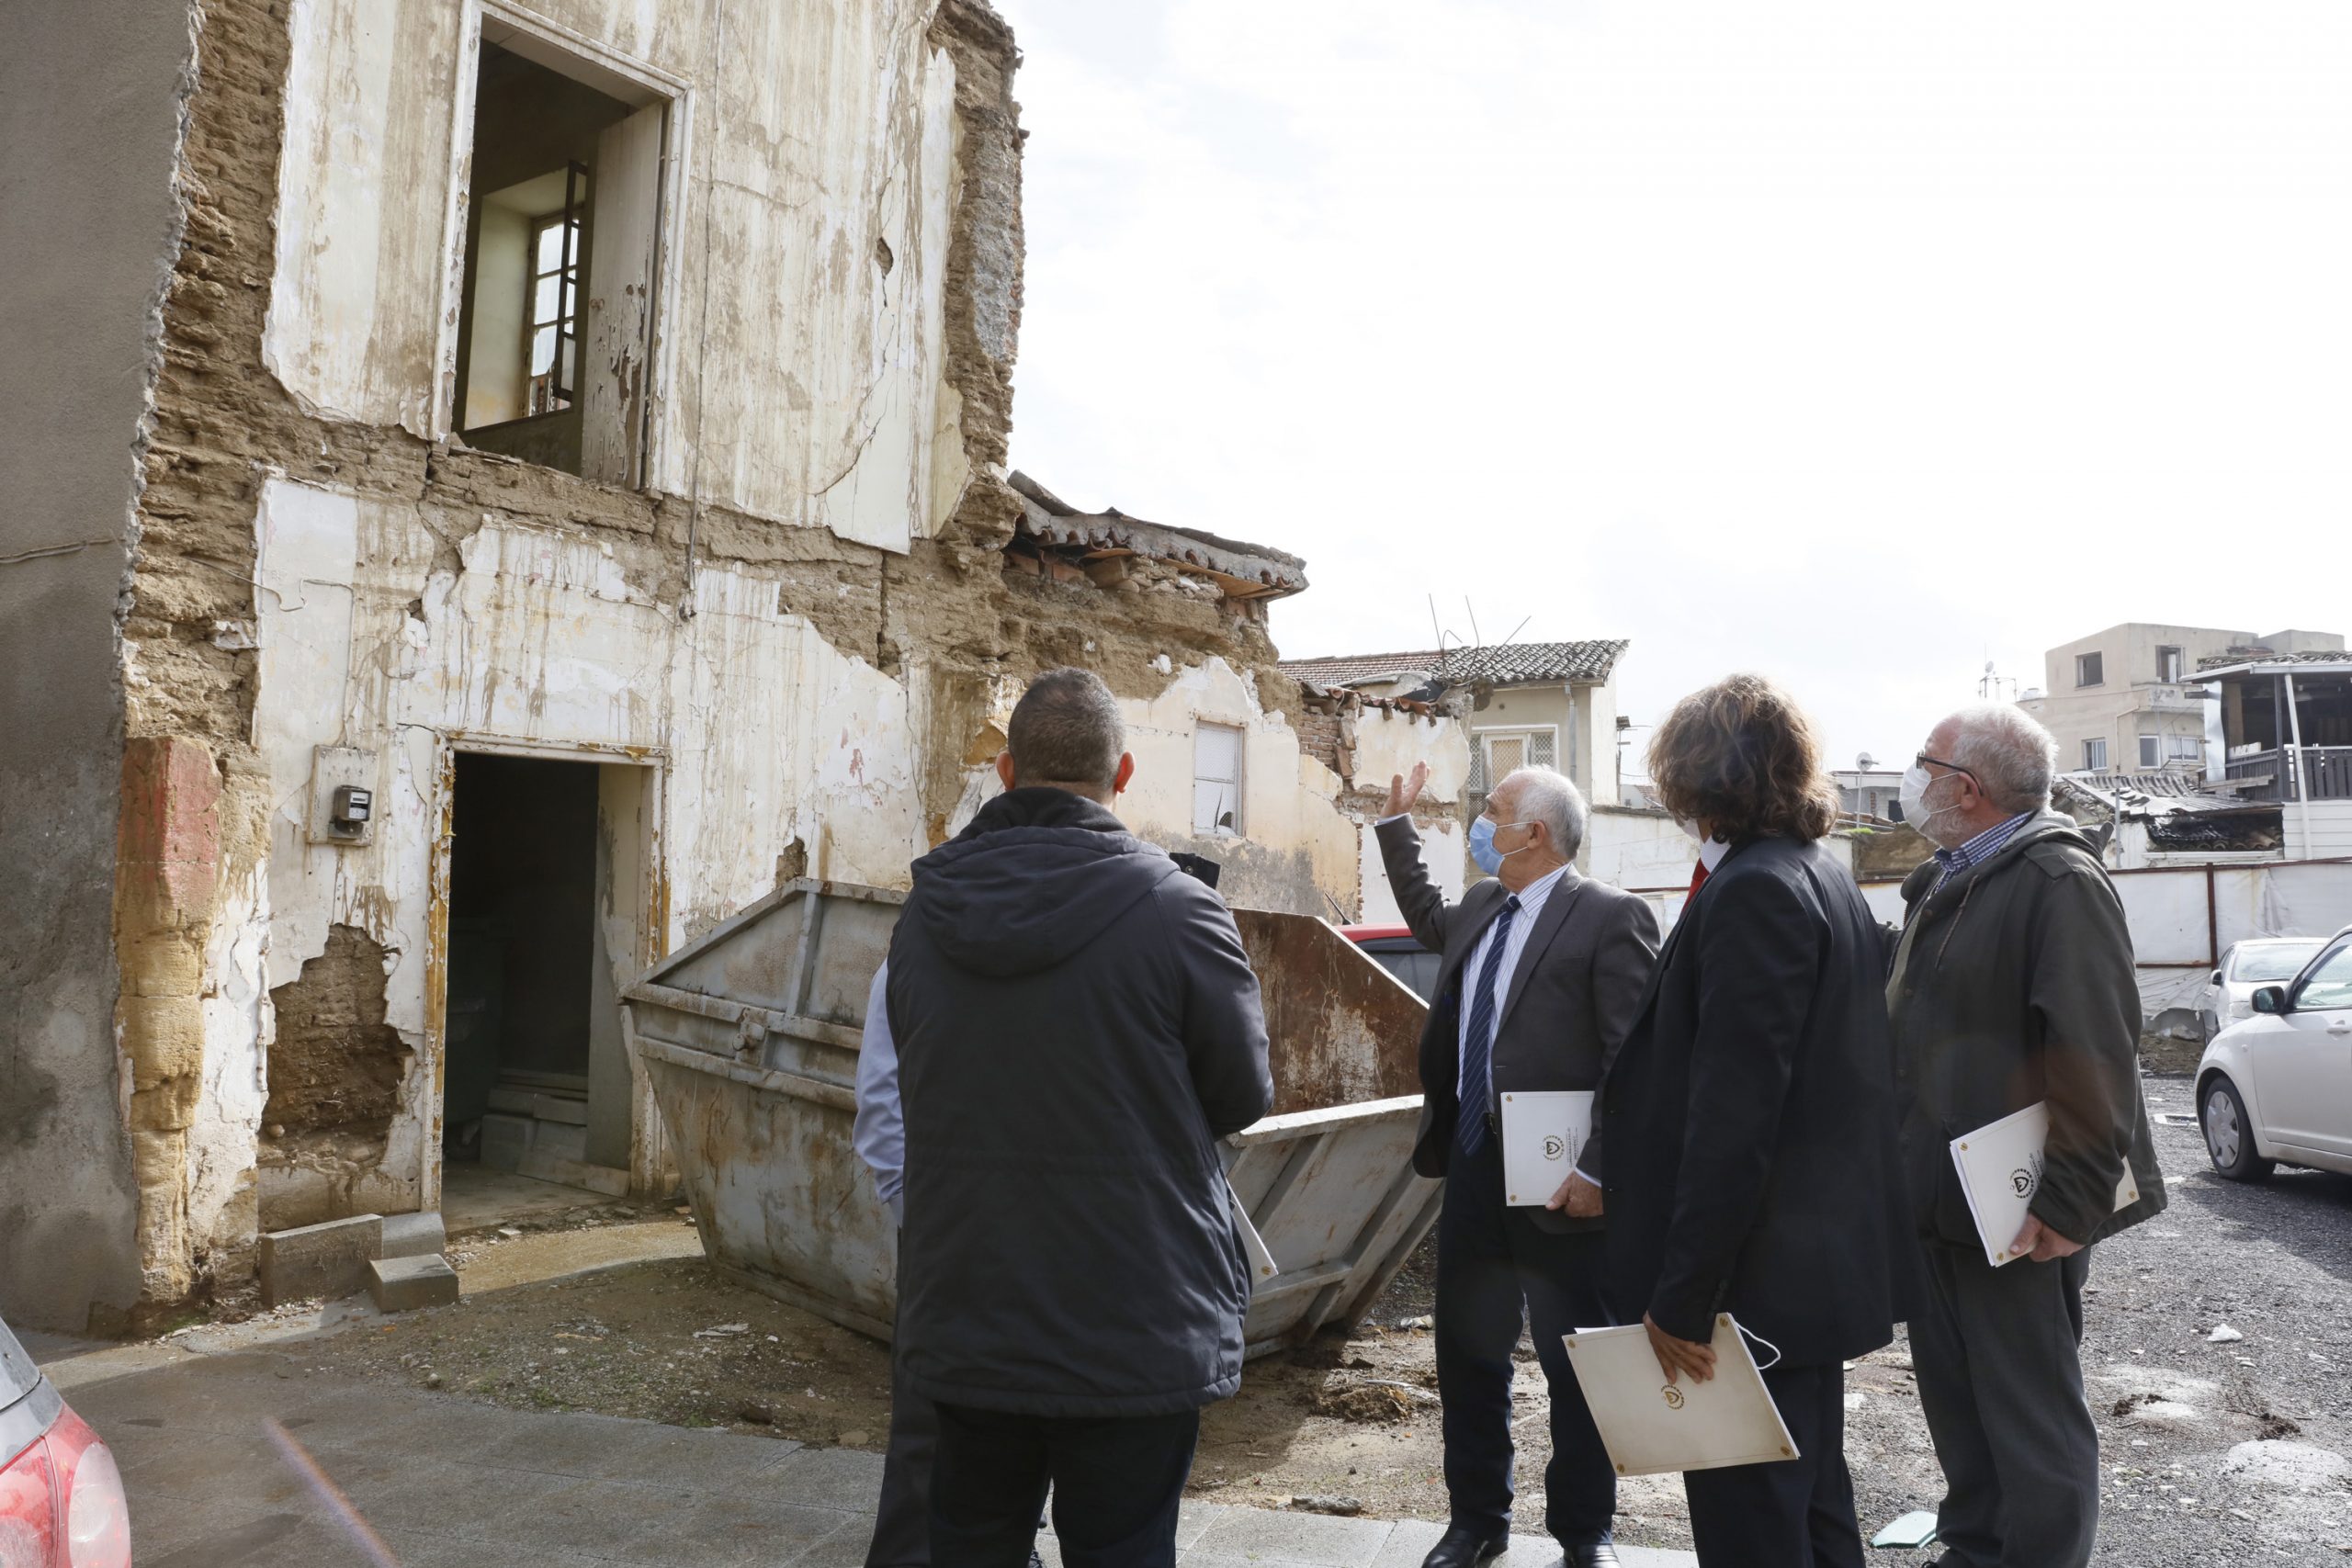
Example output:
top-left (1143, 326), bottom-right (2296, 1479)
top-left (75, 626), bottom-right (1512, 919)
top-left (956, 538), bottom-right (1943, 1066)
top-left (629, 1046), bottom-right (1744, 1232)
top-left (1563, 1314), bottom-right (1798, 1477)
top-left (1949, 1101), bottom-right (2137, 1269)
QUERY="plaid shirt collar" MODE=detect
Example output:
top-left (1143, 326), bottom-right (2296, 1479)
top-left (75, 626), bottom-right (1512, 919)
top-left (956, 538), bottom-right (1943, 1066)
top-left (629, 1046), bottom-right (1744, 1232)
top-left (1931, 811), bottom-right (2036, 890)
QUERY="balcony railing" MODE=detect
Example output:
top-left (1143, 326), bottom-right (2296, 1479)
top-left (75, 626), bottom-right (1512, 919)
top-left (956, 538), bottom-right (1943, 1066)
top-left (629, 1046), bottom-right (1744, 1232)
top-left (2224, 746), bottom-right (2352, 802)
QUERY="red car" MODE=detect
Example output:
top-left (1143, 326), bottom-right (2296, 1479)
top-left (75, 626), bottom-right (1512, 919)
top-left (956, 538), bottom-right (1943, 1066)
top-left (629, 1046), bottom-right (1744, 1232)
top-left (1342, 923), bottom-right (1441, 1002)
top-left (0, 1313), bottom-right (130, 1567)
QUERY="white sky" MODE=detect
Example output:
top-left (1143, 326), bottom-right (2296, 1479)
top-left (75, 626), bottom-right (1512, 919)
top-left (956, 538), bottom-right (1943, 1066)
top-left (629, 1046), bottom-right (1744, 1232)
top-left (989, 0), bottom-right (2352, 772)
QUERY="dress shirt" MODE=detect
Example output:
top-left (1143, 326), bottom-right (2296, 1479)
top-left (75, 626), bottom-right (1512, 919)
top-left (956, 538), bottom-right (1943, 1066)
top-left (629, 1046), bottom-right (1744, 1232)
top-left (1929, 811), bottom-right (2034, 893)
top-left (1454, 863), bottom-right (1570, 1084)
top-left (851, 960), bottom-right (905, 1226)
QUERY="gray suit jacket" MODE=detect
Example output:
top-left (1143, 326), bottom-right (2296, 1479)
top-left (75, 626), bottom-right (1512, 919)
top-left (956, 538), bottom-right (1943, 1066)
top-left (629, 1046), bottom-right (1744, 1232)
top-left (1376, 816), bottom-right (1661, 1233)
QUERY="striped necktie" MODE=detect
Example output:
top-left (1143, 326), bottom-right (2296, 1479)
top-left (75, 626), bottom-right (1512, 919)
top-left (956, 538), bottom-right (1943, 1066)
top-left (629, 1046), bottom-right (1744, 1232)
top-left (1456, 894), bottom-right (1521, 1156)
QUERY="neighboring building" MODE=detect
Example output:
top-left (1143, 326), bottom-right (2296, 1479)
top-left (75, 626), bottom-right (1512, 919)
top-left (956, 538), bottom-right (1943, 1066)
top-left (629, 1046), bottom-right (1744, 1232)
top-left (2020, 624), bottom-right (2345, 776)
top-left (2202, 647), bottom-right (2352, 863)
top-left (1831, 767), bottom-right (1905, 823)
top-left (0, 0), bottom-right (1454, 1333)
top-left (1279, 640), bottom-right (1629, 808)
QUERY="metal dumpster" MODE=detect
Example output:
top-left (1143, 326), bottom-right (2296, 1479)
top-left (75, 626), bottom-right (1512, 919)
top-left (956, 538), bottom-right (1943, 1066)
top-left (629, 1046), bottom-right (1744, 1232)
top-left (623, 878), bottom-right (1442, 1356)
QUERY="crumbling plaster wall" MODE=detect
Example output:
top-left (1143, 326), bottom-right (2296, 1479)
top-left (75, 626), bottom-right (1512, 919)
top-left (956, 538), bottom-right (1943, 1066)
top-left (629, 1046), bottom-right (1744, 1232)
top-left (106, 0), bottom-right (1314, 1313)
top-left (0, 0), bottom-right (201, 1332)
top-left (234, 474), bottom-right (927, 1230)
top-left (265, 0), bottom-right (968, 552)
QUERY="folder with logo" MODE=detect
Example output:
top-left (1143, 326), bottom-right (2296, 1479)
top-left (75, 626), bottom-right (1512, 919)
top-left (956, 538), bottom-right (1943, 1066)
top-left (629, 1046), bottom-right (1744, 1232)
top-left (1950, 1100), bottom-right (2139, 1269)
top-left (1563, 1314), bottom-right (1799, 1476)
top-left (1499, 1090), bottom-right (1593, 1207)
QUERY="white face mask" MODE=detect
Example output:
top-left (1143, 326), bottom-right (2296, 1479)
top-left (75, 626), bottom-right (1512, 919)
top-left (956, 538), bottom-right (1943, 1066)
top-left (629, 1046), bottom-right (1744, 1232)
top-left (1678, 818), bottom-right (1733, 872)
top-left (1900, 765), bottom-right (1958, 843)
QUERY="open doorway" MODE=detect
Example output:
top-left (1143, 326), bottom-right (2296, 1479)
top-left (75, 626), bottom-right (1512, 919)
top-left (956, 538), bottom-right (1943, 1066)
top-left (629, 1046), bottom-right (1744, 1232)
top-left (442, 751), bottom-right (649, 1222)
top-left (450, 28), bottom-right (669, 484)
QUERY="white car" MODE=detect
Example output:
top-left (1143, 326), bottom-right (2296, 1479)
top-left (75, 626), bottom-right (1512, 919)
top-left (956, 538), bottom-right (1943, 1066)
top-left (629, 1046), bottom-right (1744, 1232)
top-left (2197, 936), bottom-right (2326, 1043)
top-left (2197, 924), bottom-right (2352, 1181)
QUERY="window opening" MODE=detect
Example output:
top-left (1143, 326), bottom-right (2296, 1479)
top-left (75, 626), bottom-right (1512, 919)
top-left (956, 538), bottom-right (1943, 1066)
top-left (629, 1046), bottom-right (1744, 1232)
top-left (1193, 724), bottom-right (1244, 837)
top-left (526, 164), bottom-right (587, 416)
top-left (2084, 738), bottom-right (2109, 772)
top-left (2157, 646), bottom-right (2185, 682)
top-left (450, 39), bottom-right (666, 483)
top-left (2076, 652), bottom-right (2104, 688)
top-left (2139, 734), bottom-right (2161, 769)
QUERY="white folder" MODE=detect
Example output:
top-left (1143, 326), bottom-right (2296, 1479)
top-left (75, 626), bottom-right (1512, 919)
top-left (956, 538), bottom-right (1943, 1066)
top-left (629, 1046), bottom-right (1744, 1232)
top-left (1950, 1101), bottom-right (2140, 1269)
top-left (1499, 1090), bottom-right (1594, 1207)
top-left (1230, 1181), bottom-right (1277, 1280)
top-left (1563, 1314), bottom-right (1799, 1477)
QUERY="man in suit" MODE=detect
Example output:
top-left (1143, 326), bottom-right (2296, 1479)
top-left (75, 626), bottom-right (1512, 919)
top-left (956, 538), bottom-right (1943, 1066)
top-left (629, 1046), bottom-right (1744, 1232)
top-left (1596, 674), bottom-right (1913, 1568)
top-left (1378, 761), bottom-right (1660, 1568)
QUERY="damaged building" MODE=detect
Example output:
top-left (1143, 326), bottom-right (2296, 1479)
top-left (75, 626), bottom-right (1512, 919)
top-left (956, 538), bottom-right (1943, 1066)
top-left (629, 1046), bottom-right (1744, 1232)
top-left (0, 0), bottom-right (1463, 1331)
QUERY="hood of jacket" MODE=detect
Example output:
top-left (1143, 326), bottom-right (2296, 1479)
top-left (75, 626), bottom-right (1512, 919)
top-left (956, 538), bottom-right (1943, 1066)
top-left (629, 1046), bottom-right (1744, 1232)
top-left (906, 786), bottom-right (1181, 977)
top-left (1899, 809), bottom-right (2098, 907)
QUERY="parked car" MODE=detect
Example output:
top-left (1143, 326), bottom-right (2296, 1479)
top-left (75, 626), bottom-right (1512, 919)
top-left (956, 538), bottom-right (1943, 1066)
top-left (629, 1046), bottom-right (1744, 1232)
top-left (0, 1310), bottom-right (131, 1567)
top-left (2196, 923), bottom-right (2352, 1182)
top-left (2198, 936), bottom-right (2327, 1043)
top-left (1343, 923), bottom-right (1440, 1002)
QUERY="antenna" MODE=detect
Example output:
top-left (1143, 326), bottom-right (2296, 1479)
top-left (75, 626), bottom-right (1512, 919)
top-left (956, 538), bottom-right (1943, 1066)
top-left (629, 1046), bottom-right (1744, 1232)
top-left (1494, 615), bottom-right (1530, 651)
top-left (1322, 890), bottom-right (1351, 924)
top-left (1464, 598), bottom-right (1484, 650)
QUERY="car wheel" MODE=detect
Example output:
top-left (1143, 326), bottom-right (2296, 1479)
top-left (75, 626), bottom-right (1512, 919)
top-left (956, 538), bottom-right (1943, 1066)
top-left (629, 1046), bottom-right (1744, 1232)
top-left (2200, 1076), bottom-right (2274, 1183)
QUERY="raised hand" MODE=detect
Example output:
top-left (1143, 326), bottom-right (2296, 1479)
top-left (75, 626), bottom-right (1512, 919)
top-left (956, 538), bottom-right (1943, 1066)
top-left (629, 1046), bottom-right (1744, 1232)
top-left (1385, 761), bottom-right (1432, 819)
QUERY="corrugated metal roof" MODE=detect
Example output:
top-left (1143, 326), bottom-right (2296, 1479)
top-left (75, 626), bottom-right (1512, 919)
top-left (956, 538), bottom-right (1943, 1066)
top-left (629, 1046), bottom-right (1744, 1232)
top-left (1279, 639), bottom-right (1628, 689)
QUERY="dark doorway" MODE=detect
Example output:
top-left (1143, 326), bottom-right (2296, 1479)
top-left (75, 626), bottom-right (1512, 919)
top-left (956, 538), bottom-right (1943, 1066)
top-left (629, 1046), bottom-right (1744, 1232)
top-left (444, 752), bottom-right (629, 1201)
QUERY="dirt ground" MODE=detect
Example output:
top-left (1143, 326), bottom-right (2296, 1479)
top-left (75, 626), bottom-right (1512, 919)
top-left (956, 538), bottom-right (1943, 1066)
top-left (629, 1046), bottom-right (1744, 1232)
top-left (268, 1077), bottom-right (2352, 1561)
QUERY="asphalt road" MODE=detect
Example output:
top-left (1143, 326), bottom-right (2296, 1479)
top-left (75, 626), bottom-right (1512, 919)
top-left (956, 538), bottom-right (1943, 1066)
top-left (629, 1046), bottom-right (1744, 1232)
top-left (1979, 1074), bottom-right (2352, 1565)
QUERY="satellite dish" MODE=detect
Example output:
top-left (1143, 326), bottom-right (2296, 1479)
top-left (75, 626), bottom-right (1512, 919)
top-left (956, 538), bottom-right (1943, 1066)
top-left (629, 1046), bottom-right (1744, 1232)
top-left (1858, 751), bottom-right (1876, 772)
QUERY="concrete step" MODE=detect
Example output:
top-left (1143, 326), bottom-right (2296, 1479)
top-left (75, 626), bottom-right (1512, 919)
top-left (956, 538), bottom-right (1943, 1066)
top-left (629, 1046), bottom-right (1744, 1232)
top-left (368, 1253), bottom-right (461, 1313)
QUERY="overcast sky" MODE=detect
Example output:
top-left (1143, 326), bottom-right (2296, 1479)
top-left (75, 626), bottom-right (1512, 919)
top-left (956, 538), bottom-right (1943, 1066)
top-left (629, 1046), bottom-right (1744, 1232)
top-left (989, 0), bottom-right (2351, 772)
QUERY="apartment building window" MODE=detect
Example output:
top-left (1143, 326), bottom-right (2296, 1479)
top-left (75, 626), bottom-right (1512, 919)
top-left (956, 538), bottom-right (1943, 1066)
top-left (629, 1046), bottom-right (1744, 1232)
top-left (2139, 734), bottom-right (2161, 769)
top-left (2168, 733), bottom-right (2203, 763)
top-left (2083, 738), bottom-right (2109, 772)
top-left (2157, 646), bottom-right (2185, 682)
top-left (1193, 723), bottom-right (1243, 837)
top-left (2075, 652), bottom-right (2104, 688)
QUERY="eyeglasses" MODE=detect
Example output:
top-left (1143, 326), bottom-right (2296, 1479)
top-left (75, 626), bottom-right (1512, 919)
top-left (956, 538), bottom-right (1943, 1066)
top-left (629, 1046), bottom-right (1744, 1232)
top-left (1915, 753), bottom-right (1981, 787)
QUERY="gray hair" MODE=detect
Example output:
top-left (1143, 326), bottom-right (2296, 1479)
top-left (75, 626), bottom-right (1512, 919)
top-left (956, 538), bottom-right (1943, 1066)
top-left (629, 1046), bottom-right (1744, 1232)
top-left (1008, 668), bottom-right (1125, 787)
top-left (1944, 704), bottom-right (2058, 814)
top-left (1498, 766), bottom-right (1589, 858)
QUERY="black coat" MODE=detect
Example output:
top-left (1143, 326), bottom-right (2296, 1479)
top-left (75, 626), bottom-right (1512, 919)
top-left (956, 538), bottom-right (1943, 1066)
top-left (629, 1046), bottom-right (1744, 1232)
top-left (1376, 818), bottom-right (1659, 1232)
top-left (888, 788), bottom-right (1273, 1417)
top-left (1599, 835), bottom-right (1912, 1369)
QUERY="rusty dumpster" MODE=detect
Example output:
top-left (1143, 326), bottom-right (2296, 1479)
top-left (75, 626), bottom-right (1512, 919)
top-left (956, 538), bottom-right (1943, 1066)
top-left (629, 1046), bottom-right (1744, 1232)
top-left (622, 877), bottom-right (1442, 1356)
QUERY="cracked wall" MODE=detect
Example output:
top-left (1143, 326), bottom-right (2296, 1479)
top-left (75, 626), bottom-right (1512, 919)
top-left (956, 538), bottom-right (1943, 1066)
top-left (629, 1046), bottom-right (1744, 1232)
top-left (259, 925), bottom-right (410, 1229)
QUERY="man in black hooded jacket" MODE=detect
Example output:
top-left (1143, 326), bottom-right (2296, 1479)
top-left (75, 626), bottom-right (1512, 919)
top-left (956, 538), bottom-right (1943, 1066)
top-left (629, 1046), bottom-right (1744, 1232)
top-left (888, 667), bottom-right (1273, 1568)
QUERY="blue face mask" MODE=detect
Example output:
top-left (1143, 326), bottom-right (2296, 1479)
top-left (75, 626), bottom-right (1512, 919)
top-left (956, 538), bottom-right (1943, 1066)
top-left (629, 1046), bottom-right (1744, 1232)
top-left (1468, 816), bottom-right (1530, 876)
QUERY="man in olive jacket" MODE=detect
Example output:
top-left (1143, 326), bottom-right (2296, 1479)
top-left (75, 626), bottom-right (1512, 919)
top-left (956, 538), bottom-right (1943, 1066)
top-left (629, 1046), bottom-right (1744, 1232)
top-left (1889, 705), bottom-right (2165, 1568)
top-left (892, 668), bottom-right (1273, 1567)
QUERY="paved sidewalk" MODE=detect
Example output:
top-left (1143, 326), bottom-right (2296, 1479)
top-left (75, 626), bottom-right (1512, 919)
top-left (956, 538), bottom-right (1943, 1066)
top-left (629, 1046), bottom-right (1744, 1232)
top-left (36, 1339), bottom-right (1694, 1567)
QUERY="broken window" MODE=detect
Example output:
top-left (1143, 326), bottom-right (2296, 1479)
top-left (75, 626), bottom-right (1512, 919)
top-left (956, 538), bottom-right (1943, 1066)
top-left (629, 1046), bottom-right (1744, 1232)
top-left (2084, 738), bottom-right (2109, 772)
top-left (2076, 652), bottom-right (2104, 688)
top-left (1193, 724), bottom-right (1244, 837)
top-left (451, 34), bottom-right (667, 484)
top-left (2157, 646), bottom-right (2185, 682)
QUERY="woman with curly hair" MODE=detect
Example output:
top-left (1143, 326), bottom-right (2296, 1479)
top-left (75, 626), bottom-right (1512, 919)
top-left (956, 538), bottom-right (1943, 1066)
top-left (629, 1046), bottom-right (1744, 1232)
top-left (1594, 674), bottom-right (1912, 1568)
